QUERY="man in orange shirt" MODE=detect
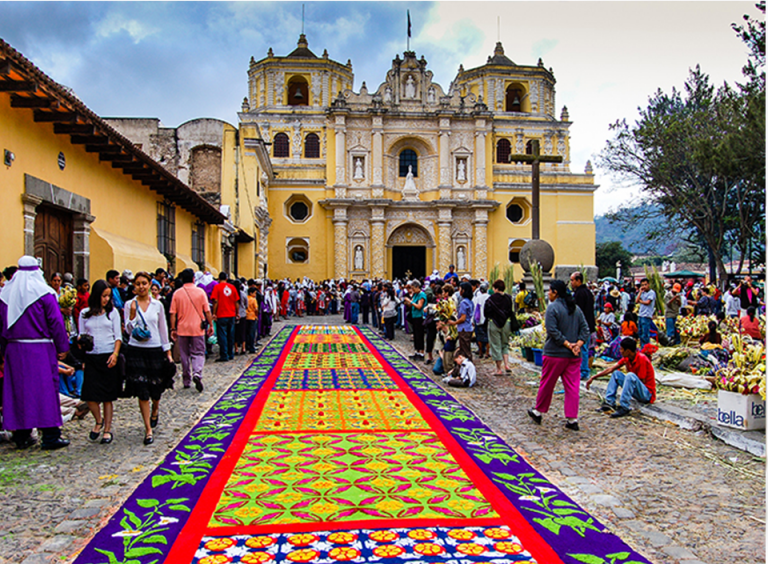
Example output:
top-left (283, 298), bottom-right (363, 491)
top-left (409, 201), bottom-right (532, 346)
top-left (170, 269), bottom-right (213, 391)
top-left (586, 337), bottom-right (655, 418)
top-left (211, 272), bottom-right (240, 362)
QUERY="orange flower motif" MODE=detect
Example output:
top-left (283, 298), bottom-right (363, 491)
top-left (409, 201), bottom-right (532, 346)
top-left (241, 553), bottom-right (275, 564)
top-left (413, 543), bottom-right (444, 556)
top-left (369, 530), bottom-right (399, 543)
top-left (199, 555), bottom-right (232, 564)
top-left (494, 541), bottom-right (524, 554)
top-left (483, 528), bottom-right (512, 540)
top-left (287, 533), bottom-right (319, 546)
top-left (204, 538), bottom-right (236, 552)
top-left (328, 546), bottom-right (361, 561)
top-left (286, 548), bottom-right (320, 562)
top-left (456, 543), bottom-right (487, 556)
top-left (447, 529), bottom-right (476, 540)
top-left (372, 545), bottom-right (406, 558)
top-left (245, 536), bottom-right (277, 549)
top-left (327, 532), bottom-right (358, 544)
top-left (407, 529), bottom-right (436, 540)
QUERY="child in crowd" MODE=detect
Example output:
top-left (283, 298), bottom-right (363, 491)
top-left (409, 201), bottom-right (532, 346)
top-left (621, 312), bottom-right (638, 338)
top-left (434, 320), bottom-right (457, 375)
top-left (442, 352), bottom-right (477, 388)
top-left (246, 287), bottom-right (259, 353)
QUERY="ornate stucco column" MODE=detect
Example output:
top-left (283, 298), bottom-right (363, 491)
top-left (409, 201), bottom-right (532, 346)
top-left (370, 206), bottom-right (386, 278)
top-left (372, 116), bottom-right (383, 193)
top-left (335, 115), bottom-right (346, 192)
top-left (21, 193), bottom-right (43, 257)
top-left (474, 118), bottom-right (487, 189)
top-left (438, 117), bottom-right (451, 188)
top-left (333, 208), bottom-right (348, 279)
top-left (473, 209), bottom-right (489, 278)
top-left (73, 213), bottom-right (96, 280)
top-left (437, 207), bottom-right (453, 274)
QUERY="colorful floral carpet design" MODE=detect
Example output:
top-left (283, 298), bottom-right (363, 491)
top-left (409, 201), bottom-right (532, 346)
top-left (72, 325), bottom-right (651, 564)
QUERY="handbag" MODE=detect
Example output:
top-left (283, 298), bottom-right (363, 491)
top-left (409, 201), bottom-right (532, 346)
top-left (131, 304), bottom-right (152, 342)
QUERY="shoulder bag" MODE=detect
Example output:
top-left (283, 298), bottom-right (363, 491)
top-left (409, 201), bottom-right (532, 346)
top-left (131, 303), bottom-right (152, 342)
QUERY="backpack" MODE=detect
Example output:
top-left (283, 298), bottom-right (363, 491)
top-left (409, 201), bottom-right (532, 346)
top-left (523, 291), bottom-right (538, 308)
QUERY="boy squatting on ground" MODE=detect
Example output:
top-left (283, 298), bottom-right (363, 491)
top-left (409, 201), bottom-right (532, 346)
top-left (442, 353), bottom-right (476, 388)
top-left (585, 337), bottom-right (656, 418)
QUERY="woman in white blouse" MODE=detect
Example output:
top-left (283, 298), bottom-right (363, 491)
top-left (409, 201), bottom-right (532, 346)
top-left (78, 279), bottom-right (122, 444)
top-left (123, 271), bottom-right (173, 445)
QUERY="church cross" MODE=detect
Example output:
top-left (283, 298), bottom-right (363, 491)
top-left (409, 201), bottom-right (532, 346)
top-left (508, 139), bottom-right (563, 240)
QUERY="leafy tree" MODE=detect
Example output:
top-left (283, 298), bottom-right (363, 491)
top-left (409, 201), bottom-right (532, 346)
top-left (598, 3), bottom-right (765, 287)
top-left (595, 242), bottom-right (633, 279)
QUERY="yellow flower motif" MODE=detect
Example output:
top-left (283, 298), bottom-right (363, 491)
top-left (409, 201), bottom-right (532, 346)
top-left (312, 435), bottom-right (333, 443)
top-left (249, 464), bottom-right (274, 474)
top-left (244, 483), bottom-right (271, 493)
top-left (408, 487), bottom-right (433, 499)
top-left (234, 506), bottom-right (264, 518)
top-left (311, 479), bottom-right (335, 490)
top-left (429, 462), bottom-right (450, 472)
top-left (375, 499), bottom-right (404, 513)
top-left (414, 446), bottom-right (435, 455)
top-left (390, 453), bottom-right (411, 461)
top-left (364, 461), bottom-right (388, 472)
top-left (276, 491), bottom-right (303, 504)
top-left (433, 479), bottom-right (456, 490)
top-left (280, 471), bottom-right (305, 481)
top-left (312, 462), bottom-right (335, 472)
top-left (313, 447), bottom-right (334, 457)
top-left (310, 501), bottom-right (339, 515)
top-left (362, 446), bottom-right (383, 456)
top-left (357, 434), bottom-right (379, 442)
top-left (259, 451), bottom-right (278, 458)
top-left (447, 498), bottom-right (477, 511)
top-left (284, 456), bottom-right (305, 464)
top-left (399, 469), bottom-right (421, 478)
top-left (371, 477), bottom-right (396, 489)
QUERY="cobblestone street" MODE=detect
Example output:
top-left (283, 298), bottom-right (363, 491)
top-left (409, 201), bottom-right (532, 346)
top-left (0, 315), bottom-right (764, 564)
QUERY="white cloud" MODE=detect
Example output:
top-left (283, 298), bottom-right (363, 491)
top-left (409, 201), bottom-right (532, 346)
top-left (95, 12), bottom-right (158, 44)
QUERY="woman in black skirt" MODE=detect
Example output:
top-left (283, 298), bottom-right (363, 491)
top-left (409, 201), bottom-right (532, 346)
top-left (78, 279), bottom-right (122, 444)
top-left (123, 272), bottom-right (174, 445)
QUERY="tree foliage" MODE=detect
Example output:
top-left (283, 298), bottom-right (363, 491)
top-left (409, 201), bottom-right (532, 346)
top-left (595, 242), bottom-right (633, 280)
top-left (597, 2), bottom-right (765, 286)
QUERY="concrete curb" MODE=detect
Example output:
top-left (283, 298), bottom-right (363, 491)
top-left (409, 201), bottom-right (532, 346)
top-left (511, 354), bottom-right (766, 458)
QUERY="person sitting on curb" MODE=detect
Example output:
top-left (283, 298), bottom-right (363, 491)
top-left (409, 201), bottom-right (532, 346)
top-left (585, 337), bottom-right (656, 418)
top-left (442, 352), bottom-right (476, 388)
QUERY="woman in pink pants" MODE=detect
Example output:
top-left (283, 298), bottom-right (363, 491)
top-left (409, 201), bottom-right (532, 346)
top-left (527, 279), bottom-right (589, 431)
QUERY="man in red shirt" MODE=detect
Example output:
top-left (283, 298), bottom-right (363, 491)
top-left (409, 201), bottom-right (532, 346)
top-left (586, 337), bottom-right (655, 418)
top-left (210, 272), bottom-right (240, 362)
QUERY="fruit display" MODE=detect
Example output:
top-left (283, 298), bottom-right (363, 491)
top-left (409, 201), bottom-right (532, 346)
top-left (715, 332), bottom-right (766, 399)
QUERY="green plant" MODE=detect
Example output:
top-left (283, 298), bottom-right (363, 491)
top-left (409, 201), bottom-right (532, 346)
top-left (529, 261), bottom-right (546, 313)
top-left (488, 263), bottom-right (500, 284)
top-left (503, 264), bottom-right (516, 294)
top-left (644, 264), bottom-right (666, 316)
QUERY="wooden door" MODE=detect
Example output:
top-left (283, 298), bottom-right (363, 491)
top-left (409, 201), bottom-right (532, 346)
top-left (34, 205), bottom-right (73, 281)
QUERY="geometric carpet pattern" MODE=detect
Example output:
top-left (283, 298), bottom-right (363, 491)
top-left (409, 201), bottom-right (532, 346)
top-left (72, 325), bottom-right (651, 564)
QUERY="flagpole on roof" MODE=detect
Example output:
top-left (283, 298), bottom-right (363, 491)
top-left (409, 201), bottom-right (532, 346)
top-left (407, 10), bottom-right (411, 51)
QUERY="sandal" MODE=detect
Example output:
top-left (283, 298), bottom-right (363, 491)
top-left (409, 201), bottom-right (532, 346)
top-left (89, 422), bottom-right (103, 442)
top-left (143, 433), bottom-right (154, 446)
top-left (150, 415), bottom-right (159, 429)
top-left (100, 432), bottom-right (113, 444)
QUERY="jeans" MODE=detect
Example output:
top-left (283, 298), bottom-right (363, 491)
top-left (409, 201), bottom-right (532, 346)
top-left (59, 368), bottom-right (84, 398)
top-left (216, 317), bottom-right (235, 360)
top-left (638, 316), bottom-right (652, 348)
top-left (605, 371), bottom-right (652, 409)
top-left (350, 303), bottom-right (360, 324)
top-left (246, 319), bottom-right (258, 352)
top-left (665, 317), bottom-right (680, 345)
top-left (580, 343), bottom-right (590, 380)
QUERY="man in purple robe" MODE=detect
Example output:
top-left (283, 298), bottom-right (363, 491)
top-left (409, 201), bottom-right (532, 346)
top-left (343, 287), bottom-right (352, 322)
top-left (0, 256), bottom-right (71, 450)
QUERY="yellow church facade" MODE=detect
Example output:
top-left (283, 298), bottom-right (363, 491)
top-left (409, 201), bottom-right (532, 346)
top-left (240, 35), bottom-right (597, 282)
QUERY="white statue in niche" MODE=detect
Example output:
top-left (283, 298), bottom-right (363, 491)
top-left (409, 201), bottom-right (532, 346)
top-left (353, 157), bottom-right (364, 180)
top-left (457, 160), bottom-right (466, 182)
top-left (383, 86), bottom-right (392, 103)
top-left (402, 165), bottom-right (419, 201)
top-left (457, 246), bottom-right (466, 272)
top-left (354, 246), bottom-right (364, 270)
top-left (427, 87), bottom-right (436, 104)
top-left (405, 76), bottom-right (416, 99)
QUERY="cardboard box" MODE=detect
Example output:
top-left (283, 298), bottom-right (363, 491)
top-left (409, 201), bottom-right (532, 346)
top-left (717, 390), bottom-right (766, 431)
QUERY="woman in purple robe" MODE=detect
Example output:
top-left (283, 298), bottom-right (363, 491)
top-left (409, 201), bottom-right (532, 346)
top-left (0, 256), bottom-right (71, 449)
top-left (343, 288), bottom-right (352, 322)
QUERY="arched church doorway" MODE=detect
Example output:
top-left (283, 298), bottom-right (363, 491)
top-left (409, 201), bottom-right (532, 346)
top-left (386, 223), bottom-right (434, 280)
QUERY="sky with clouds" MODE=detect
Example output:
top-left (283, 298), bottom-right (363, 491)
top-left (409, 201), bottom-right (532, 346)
top-left (0, 1), bottom-right (758, 216)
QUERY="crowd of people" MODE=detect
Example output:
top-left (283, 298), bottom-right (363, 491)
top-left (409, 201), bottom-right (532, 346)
top-left (0, 254), bottom-right (763, 449)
